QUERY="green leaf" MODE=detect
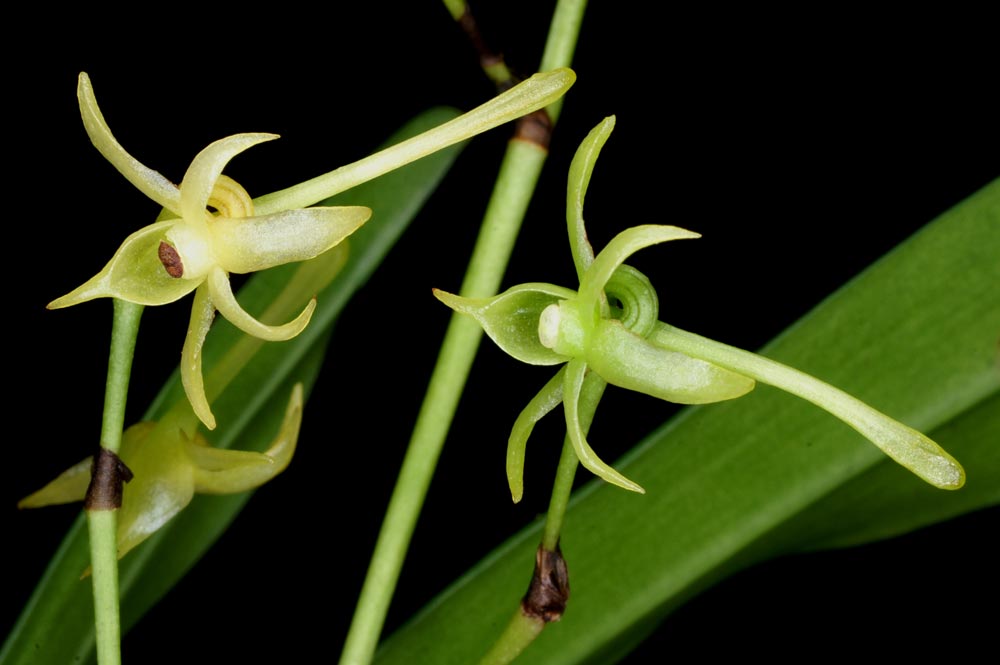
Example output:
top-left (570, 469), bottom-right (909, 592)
top-left (374, 179), bottom-right (1000, 664)
top-left (1, 108), bottom-right (464, 665)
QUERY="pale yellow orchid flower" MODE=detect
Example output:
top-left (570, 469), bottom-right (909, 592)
top-left (48, 74), bottom-right (369, 430)
top-left (20, 385), bottom-right (303, 561)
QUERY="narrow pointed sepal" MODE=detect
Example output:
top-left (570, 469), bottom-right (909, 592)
top-left (433, 283), bottom-right (577, 365)
top-left (77, 73), bottom-right (182, 215)
top-left (18, 457), bottom-right (93, 508)
top-left (567, 115), bottom-right (616, 279)
top-left (563, 359), bottom-right (645, 494)
top-left (507, 369), bottom-right (566, 503)
top-left (47, 221), bottom-right (200, 308)
top-left (191, 383), bottom-right (303, 493)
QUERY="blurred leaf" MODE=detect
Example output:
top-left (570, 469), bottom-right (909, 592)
top-left (376, 180), bottom-right (1000, 664)
top-left (1, 108), bottom-right (463, 665)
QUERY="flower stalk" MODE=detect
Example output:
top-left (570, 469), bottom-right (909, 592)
top-left (86, 298), bottom-right (142, 665)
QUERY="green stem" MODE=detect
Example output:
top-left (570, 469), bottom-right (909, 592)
top-left (441, 0), bottom-right (515, 88)
top-left (339, 139), bottom-right (548, 665)
top-left (478, 611), bottom-right (545, 665)
top-left (87, 299), bottom-right (143, 665)
top-left (482, 372), bottom-right (604, 665)
top-left (339, 4), bottom-right (587, 663)
top-left (542, 441), bottom-right (578, 550)
top-left (541, 372), bottom-right (605, 550)
top-left (538, 0), bottom-right (586, 123)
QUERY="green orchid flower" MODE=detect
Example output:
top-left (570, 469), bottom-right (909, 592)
top-left (436, 116), bottom-right (965, 501)
top-left (20, 385), bottom-right (303, 561)
top-left (49, 69), bottom-right (576, 430)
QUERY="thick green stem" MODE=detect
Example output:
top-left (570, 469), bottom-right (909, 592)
top-left (478, 611), bottom-right (545, 665)
top-left (87, 299), bottom-right (143, 665)
top-left (339, 5), bottom-right (587, 663)
top-left (339, 140), bottom-right (548, 665)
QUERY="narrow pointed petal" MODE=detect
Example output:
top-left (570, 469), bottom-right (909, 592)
top-left (18, 457), bottom-right (92, 508)
top-left (433, 283), bottom-right (576, 365)
top-left (191, 384), bottom-right (303, 493)
top-left (47, 221), bottom-right (201, 308)
top-left (578, 225), bottom-right (700, 310)
top-left (207, 267), bottom-right (315, 341)
top-left (210, 206), bottom-right (371, 274)
top-left (563, 359), bottom-right (645, 494)
top-left (180, 133), bottom-right (279, 232)
top-left (589, 319), bottom-right (755, 404)
top-left (508, 369), bottom-right (566, 503)
top-left (181, 284), bottom-right (218, 430)
top-left (652, 322), bottom-right (966, 489)
top-left (77, 73), bottom-right (181, 215)
top-left (567, 116), bottom-right (615, 280)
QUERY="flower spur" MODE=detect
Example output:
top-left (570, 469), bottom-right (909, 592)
top-left (436, 116), bottom-right (965, 501)
top-left (49, 74), bottom-right (370, 430)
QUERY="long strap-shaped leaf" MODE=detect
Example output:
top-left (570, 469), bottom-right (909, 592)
top-left (375, 179), bottom-right (1000, 664)
top-left (1, 109), bottom-right (465, 665)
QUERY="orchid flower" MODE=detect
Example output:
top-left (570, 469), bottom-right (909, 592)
top-left (20, 385), bottom-right (303, 560)
top-left (49, 69), bottom-right (576, 430)
top-left (48, 74), bottom-right (367, 430)
top-left (436, 116), bottom-right (965, 501)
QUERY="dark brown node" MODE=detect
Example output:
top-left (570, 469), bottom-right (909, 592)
top-left (521, 544), bottom-right (570, 622)
top-left (84, 447), bottom-right (134, 511)
top-left (158, 241), bottom-right (184, 278)
top-left (514, 110), bottom-right (552, 149)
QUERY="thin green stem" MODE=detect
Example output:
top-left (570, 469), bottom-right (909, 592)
top-left (542, 438), bottom-right (579, 551)
top-left (441, 0), bottom-right (464, 20)
top-left (539, 0), bottom-right (586, 123)
top-left (441, 0), bottom-right (515, 88)
top-left (482, 372), bottom-right (604, 665)
top-left (99, 301), bottom-right (143, 455)
top-left (87, 299), bottom-right (143, 665)
top-left (541, 373), bottom-right (604, 550)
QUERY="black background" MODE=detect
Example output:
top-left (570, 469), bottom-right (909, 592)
top-left (7, 3), bottom-right (999, 663)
